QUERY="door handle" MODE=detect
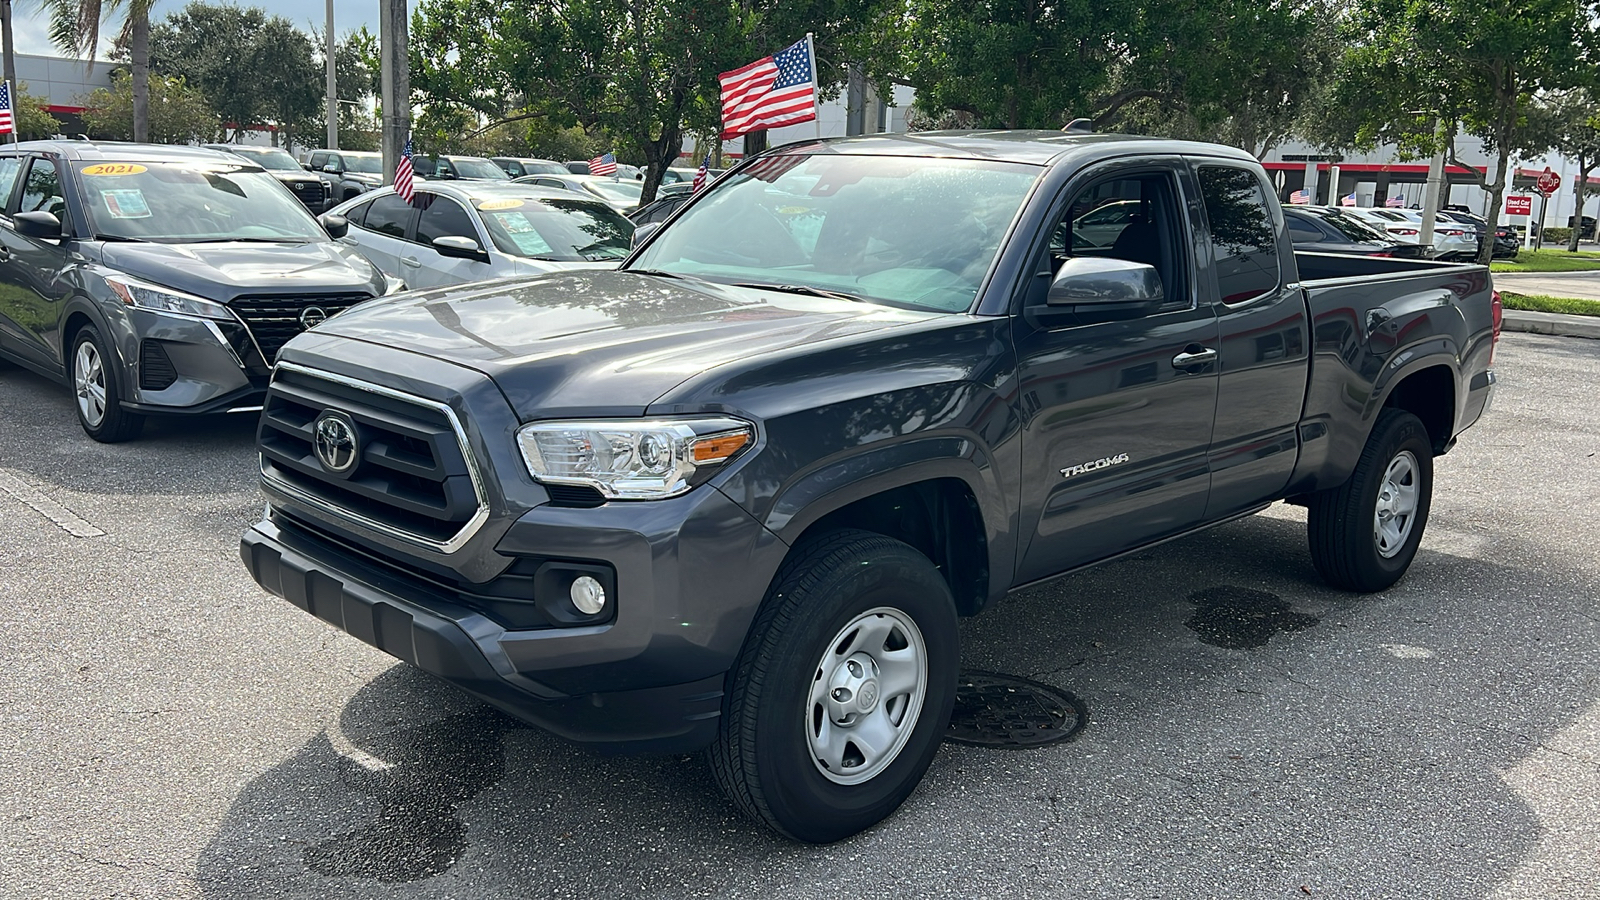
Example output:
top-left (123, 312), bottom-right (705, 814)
top-left (401, 257), bottom-right (421, 268)
top-left (1172, 347), bottom-right (1217, 370)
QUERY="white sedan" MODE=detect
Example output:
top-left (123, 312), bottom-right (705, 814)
top-left (512, 173), bottom-right (646, 213)
top-left (324, 182), bottom-right (635, 290)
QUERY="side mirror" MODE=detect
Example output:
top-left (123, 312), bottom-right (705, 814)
top-left (319, 213), bottom-right (349, 239)
top-left (1044, 257), bottom-right (1165, 322)
top-left (433, 235), bottom-right (487, 260)
top-left (323, 164), bottom-right (341, 174)
top-left (14, 211), bottom-right (64, 240)
top-left (632, 221), bottom-right (661, 248)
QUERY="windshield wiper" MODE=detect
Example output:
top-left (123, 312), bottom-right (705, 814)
top-left (208, 237), bottom-right (312, 244)
top-left (731, 282), bottom-right (868, 303)
top-left (94, 233), bottom-right (148, 242)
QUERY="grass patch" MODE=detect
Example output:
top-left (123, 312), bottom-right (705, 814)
top-left (1490, 247), bottom-right (1600, 273)
top-left (1500, 291), bottom-right (1600, 317)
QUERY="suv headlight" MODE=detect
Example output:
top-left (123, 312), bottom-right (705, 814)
top-left (105, 275), bottom-right (232, 319)
top-left (517, 417), bottom-right (753, 500)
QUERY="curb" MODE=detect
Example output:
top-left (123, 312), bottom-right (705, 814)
top-left (1502, 309), bottom-right (1600, 339)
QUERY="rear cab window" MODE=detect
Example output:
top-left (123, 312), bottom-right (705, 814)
top-left (1197, 165), bottom-right (1281, 304)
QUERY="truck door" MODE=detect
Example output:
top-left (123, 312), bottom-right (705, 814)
top-left (1192, 163), bottom-right (1309, 518)
top-left (1013, 162), bottom-right (1220, 583)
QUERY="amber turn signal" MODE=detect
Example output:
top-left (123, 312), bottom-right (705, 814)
top-left (691, 431), bottom-right (750, 463)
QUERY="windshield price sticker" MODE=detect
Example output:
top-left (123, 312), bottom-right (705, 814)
top-left (477, 199), bottom-right (525, 211)
top-left (81, 163), bottom-right (148, 177)
top-left (101, 189), bottom-right (152, 218)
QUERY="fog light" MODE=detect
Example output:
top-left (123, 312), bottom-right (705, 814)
top-left (570, 575), bottom-right (607, 615)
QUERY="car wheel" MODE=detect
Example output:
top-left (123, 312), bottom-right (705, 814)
top-left (70, 324), bottom-right (144, 443)
top-left (709, 529), bottom-right (959, 843)
top-left (1307, 409), bottom-right (1433, 592)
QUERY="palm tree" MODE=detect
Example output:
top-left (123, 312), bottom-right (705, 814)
top-left (46, 0), bottom-right (157, 142)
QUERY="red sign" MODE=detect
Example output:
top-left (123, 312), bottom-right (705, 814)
top-left (1506, 195), bottom-right (1533, 216)
top-left (1536, 168), bottom-right (1562, 194)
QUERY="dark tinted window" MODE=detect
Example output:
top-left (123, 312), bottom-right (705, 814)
top-left (363, 193), bottom-right (414, 238)
top-left (1318, 211), bottom-right (1390, 242)
top-left (308, 151), bottom-right (328, 170)
top-left (1198, 166), bottom-right (1279, 304)
top-left (342, 197), bottom-right (376, 227)
top-left (19, 158), bottom-right (64, 217)
top-left (1286, 214), bottom-right (1324, 242)
top-left (415, 194), bottom-right (478, 245)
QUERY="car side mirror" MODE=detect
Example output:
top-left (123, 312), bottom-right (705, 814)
top-left (323, 164), bottom-right (341, 174)
top-left (319, 213), bottom-right (349, 239)
top-left (1044, 257), bottom-right (1165, 322)
top-left (13, 211), bottom-right (64, 240)
top-left (433, 235), bottom-right (487, 261)
top-left (632, 221), bottom-right (661, 248)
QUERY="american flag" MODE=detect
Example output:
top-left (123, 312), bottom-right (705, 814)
top-left (589, 153), bottom-right (618, 177)
top-left (1341, 193), bottom-right (1357, 207)
top-left (742, 153), bottom-right (806, 184)
top-left (0, 82), bottom-right (15, 136)
top-left (1289, 189), bottom-right (1310, 205)
top-left (719, 35), bottom-right (817, 139)
top-left (692, 155), bottom-right (710, 193)
top-left (1385, 194), bottom-right (1404, 208)
top-left (394, 138), bottom-right (415, 203)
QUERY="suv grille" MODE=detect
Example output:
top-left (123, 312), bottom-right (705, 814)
top-left (258, 364), bottom-right (487, 551)
top-left (287, 179), bottom-right (326, 208)
top-left (231, 294), bottom-right (371, 364)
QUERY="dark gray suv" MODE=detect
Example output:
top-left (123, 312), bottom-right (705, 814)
top-left (0, 141), bottom-right (393, 441)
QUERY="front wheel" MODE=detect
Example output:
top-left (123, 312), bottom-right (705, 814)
top-left (70, 325), bottom-right (143, 443)
top-left (710, 530), bottom-right (959, 842)
top-left (1307, 409), bottom-right (1433, 591)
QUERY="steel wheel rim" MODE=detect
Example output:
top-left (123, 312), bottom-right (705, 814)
top-left (74, 341), bottom-right (107, 428)
top-left (806, 606), bottom-right (928, 786)
top-left (1373, 450), bottom-right (1420, 559)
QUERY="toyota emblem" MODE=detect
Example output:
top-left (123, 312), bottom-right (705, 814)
top-left (300, 306), bottom-right (329, 328)
top-left (312, 411), bottom-right (359, 475)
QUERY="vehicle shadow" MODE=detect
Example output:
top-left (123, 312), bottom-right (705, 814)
top-left (194, 512), bottom-right (1599, 898)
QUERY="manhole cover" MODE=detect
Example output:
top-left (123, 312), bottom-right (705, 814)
top-left (945, 671), bottom-right (1087, 748)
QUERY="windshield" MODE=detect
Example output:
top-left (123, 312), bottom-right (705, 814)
top-left (74, 161), bottom-right (327, 243)
top-left (226, 147), bottom-right (300, 171)
top-left (584, 180), bottom-right (644, 202)
top-left (344, 155), bottom-right (382, 175)
top-left (453, 158), bottom-right (510, 180)
top-left (630, 154), bottom-right (1042, 312)
top-left (477, 196), bottom-right (634, 261)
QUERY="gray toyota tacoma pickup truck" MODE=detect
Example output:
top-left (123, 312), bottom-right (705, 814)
top-left (240, 132), bottom-right (1498, 842)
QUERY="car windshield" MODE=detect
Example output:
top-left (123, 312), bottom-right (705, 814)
top-left (630, 154), bottom-right (1042, 312)
top-left (227, 147), bottom-right (300, 171)
top-left (344, 155), bottom-right (382, 174)
top-left (584, 180), bottom-right (644, 202)
top-left (453, 158), bottom-right (510, 180)
top-left (74, 161), bottom-right (327, 243)
top-left (524, 161), bottom-right (567, 175)
top-left (476, 196), bottom-right (634, 261)
top-left (1314, 211), bottom-right (1391, 242)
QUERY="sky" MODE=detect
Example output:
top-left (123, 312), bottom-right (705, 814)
top-left (8, 0), bottom-right (380, 60)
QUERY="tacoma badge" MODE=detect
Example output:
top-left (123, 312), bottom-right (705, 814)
top-left (1060, 453), bottom-right (1130, 479)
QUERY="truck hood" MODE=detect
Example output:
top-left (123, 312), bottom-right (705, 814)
top-left (311, 270), bottom-right (941, 417)
top-left (100, 240), bottom-right (385, 301)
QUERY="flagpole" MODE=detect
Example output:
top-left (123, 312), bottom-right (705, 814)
top-left (808, 33), bottom-right (820, 141)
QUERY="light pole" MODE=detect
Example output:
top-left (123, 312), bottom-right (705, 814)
top-left (379, 0), bottom-right (409, 185)
top-left (325, 0), bottom-right (337, 150)
top-left (1419, 117), bottom-right (1449, 251)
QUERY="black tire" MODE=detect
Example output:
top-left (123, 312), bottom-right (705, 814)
top-left (69, 324), bottom-right (144, 443)
top-left (710, 529), bottom-right (959, 842)
top-left (1307, 409), bottom-right (1433, 592)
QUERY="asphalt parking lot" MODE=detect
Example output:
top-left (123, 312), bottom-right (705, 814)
top-left (2, 332), bottom-right (1597, 899)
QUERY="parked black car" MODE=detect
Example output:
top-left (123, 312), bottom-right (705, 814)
top-left (304, 149), bottom-right (386, 205)
top-left (203, 144), bottom-right (328, 212)
top-left (0, 141), bottom-right (392, 442)
top-left (1493, 225), bottom-right (1520, 259)
top-left (241, 132), bottom-right (1497, 842)
top-left (627, 192), bottom-right (690, 226)
top-left (1284, 206), bottom-right (1432, 258)
top-left (1566, 214), bottom-right (1596, 239)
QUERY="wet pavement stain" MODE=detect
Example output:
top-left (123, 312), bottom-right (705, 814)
top-left (1185, 585), bottom-right (1319, 650)
top-left (302, 708), bottom-right (524, 883)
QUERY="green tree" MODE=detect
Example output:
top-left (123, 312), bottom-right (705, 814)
top-left (1540, 90), bottom-right (1600, 251)
top-left (79, 70), bottom-right (219, 142)
top-left (1328, 0), bottom-right (1598, 264)
top-left (46, 0), bottom-right (157, 142)
top-left (8, 84), bottom-right (63, 140)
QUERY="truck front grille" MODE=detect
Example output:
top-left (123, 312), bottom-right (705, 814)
top-left (288, 180), bottom-right (326, 208)
top-left (230, 294), bottom-right (371, 364)
top-left (258, 364), bottom-right (488, 552)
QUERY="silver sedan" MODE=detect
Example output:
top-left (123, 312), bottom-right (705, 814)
top-left (324, 182), bottom-right (635, 290)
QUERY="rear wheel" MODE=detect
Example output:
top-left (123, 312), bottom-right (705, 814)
top-left (70, 325), bottom-right (144, 443)
top-left (1307, 409), bottom-right (1432, 591)
top-left (710, 529), bottom-right (959, 842)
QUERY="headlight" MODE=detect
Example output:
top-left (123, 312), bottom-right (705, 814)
top-left (517, 417), bottom-right (753, 500)
top-left (105, 275), bottom-right (232, 319)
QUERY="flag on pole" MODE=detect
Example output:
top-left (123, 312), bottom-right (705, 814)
top-left (1341, 192), bottom-right (1357, 207)
top-left (0, 82), bottom-right (16, 136)
top-left (718, 35), bottom-right (818, 139)
top-left (692, 155), bottom-right (710, 193)
top-left (742, 153), bottom-right (807, 184)
top-left (394, 139), bottom-right (416, 203)
top-left (1385, 194), bottom-right (1404, 208)
top-left (1289, 190), bottom-right (1310, 205)
top-left (589, 153), bottom-right (618, 177)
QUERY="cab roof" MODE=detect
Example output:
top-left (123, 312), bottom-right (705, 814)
top-left (766, 130), bottom-right (1261, 167)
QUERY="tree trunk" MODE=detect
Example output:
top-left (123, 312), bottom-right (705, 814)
top-left (744, 129), bottom-right (767, 157)
top-left (1569, 156), bottom-right (1588, 252)
top-left (1478, 142), bottom-right (1512, 267)
top-left (130, 11), bottom-right (150, 143)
